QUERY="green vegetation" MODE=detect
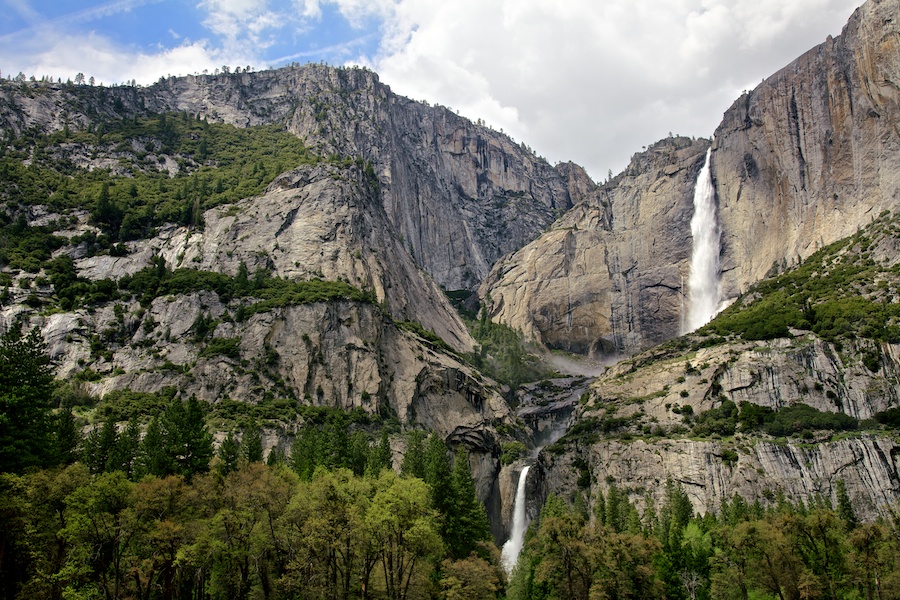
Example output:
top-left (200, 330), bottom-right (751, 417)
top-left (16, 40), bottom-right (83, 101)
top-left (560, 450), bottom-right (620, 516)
top-left (501, 440), bottom-right (528, 465)
top-left (96, 387), bottom-right (178, 421)
top-left (0, 331), bottom-right (497, 598)
top-left (0, 325), bottom-right (79, 471)
top-left (198, 336), bottom-right (241, 360)
top-left (0, 214), bottom-right (66, 273)
top-left (466, 310), bottom-right (550, 390)
top-left (396, 319), bottom-right (457, 355)
top-left (1, 113), bottom-right (320, 241)
top-left (688, 399), bottom-right (859, 439)
top-left (508, 479), bottom-right (900, 600)
top-left (30, 253), bottom-right (374, 313)
top-left (1, 437), bottom-right (496, 600)
top-left (705, 215), bottom-right (900, 344)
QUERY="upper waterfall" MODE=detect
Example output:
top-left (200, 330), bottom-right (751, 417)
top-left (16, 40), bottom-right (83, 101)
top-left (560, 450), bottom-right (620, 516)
top-left (684, 147), bottom-right (721, 332)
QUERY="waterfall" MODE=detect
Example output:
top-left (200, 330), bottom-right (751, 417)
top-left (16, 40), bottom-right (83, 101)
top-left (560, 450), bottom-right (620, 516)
top-left (685, 148), bottom-right (721, 332)
top-left (501, 465), bottom-right (531, 573)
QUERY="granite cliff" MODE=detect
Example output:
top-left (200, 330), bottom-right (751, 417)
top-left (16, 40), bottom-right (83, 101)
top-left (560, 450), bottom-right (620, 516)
top-left (0, 64), bottom-right (584, 292)
top-left (482, 0), bottom-right (900, 356)
top-left (480, 136), bottom-right (708, 356)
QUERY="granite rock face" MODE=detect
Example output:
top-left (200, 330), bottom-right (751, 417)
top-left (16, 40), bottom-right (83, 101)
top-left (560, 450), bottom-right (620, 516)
top-left (542, 434), bottom-right (900, 522)
top-left (480, 137), bottom-right (708, 356)
top-left (483, 0), bottom-right (900, 356)
top-left (713, 0), bottom-right (900, 300)
top-left (532, 330), bottom-right (900, 521)
top-left (0, 65), bottom-right (586, 292)
top-left (73, 162), bottom-right (474, 353)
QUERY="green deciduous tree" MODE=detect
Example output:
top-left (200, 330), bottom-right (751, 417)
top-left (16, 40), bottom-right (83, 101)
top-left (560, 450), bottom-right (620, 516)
top-left (61, 470), bottom-right (137, 600)
top-left (367, 470), bottom-right (443, 600)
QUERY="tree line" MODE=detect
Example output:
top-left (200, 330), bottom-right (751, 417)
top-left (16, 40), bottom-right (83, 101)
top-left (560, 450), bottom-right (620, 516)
top-left (0, 324), bottom-right (498, 599)
top-left (508, 480), bottom-right (900, 600)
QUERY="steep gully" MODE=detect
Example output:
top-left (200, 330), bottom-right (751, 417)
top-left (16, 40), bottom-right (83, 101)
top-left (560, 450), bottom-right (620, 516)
top-left (499, 154), bottom-right (723, 572)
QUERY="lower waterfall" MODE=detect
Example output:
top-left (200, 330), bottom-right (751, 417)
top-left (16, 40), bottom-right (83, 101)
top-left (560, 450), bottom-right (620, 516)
top-left (501, 465), bottom-right (531, 573)
top-left (685, 147), bottom-right (721, 332)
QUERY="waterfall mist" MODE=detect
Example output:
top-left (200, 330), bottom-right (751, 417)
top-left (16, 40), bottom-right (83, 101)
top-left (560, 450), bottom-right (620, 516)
top-left (501, 465), bottom-right (531, 573)
top-left (685, 148), bottom-right (721, 332)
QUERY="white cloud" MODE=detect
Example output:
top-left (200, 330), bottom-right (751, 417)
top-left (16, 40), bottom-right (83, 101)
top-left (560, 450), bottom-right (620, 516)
top-left (0, 0), bottom-right (866, 181)
top-left (197, 0), bottom-right (284, 48)
top-left (343, 0), bottom-right (864, 179)
top-left (21, 35), bottom-right (213, 84)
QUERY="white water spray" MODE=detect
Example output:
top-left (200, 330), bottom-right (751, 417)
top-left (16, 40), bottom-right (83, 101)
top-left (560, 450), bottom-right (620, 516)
top-left (501, 465), bottom-right (531, 573)
top-left (685, 148), bottom-right (721, 332)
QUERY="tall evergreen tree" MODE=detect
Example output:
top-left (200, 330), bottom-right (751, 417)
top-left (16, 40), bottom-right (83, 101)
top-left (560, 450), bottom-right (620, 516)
top-left (836, 479), bottom-right (858, 530)
top-left (446, 447), bottom-right (492, 559)
top-left (0, 326), bottom-right (55, 472)
top-left (53, 408), bottom-right (81, 466)
top-left (400, 430), bottom-right (426, 479)
top-left (135, 416), bottom-right (171, 477)
top-left (166, 395), bottom-right (213, 479)
top-left (366, 430), bottom-right (392, 476)
top-left (242, 424), bottom-right (264, 464)
top-left (217, 431), bottom-right (240, 476)
top-left (83, 416), bottom-right (118, 475)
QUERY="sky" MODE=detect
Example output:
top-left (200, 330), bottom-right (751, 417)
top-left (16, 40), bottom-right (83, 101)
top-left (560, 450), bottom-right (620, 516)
top-left (0, 0), bottom-right (866, 180)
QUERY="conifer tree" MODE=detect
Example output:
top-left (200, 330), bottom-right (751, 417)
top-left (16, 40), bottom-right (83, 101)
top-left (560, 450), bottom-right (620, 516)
top-left (366, 430), bottom-right (392, 476)
top-left (836, 479), bottom-right (858, 530)
top-left (400, 430), bottom-right (426, 479)
top-left (135, 417), bottom-right (171, 477)
top-left (0, 326), bottom-right (55, 472)
top-left (167, 395), bottom-right (213, 479)
top-left (217, 431), bottom-right (240, 476)
top-left (446, 447), bottom-right (492, 559)
top-left (83, 416), bottom-right (118, 475)
top-left (53, 408), bottom-right (81, 466)
top-left (242, 424), bottom-right (264, 464)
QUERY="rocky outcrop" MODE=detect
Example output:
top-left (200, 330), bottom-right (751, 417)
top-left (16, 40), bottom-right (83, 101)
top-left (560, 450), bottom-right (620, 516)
top-left (541, 434), bottom-right (900, 522)
top-left (585, 334), bottom-right (899, 430)
top-left (74, 162), bottom-right (474, 353)
top-left (480, 137), bottom-right (708, 355)
top-left (482, 0), bottom-right (900, 356)
top-left (713, 0), bottom-right (900, 300)
top-left (31, 294), bottom-right (510, 438)
top-left (533, 329), bottom-right (900, 521)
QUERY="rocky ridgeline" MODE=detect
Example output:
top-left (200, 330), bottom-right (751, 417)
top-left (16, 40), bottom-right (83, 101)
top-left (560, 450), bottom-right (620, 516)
top-left (0, 63), bottom-right (586, 292)
top-left (482, 0), bottom-right (900, 357)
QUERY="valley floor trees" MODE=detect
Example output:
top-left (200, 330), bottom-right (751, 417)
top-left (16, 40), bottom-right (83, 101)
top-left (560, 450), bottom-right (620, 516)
top-left (508, 483), bottom-right (900, 600)
top-left (0, 460), bottom-right (501, 600)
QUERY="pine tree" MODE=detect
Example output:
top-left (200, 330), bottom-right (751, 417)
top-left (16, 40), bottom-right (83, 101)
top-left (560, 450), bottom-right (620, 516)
top-left (167, 395), bottom-right (213, 479)
top-left (217, 432), bottom-right (240, 476)
top-left (108, 418), bottom-right (140, 477)
top-left (836, 479), bottom-right (858, 530)
top-left (446, 447), bottom-right (492, 559)
top-left (135, 416), bottom-right (171, 477)
top-left (400, 430), bottom-right (426, 479)
top-left (242, 424), bottom-right (263, 463)
top-left (83, 416), bottom-right (118, 475)
top-left (0, 326), bottom-right (55, 472)
top-left (53, 408), bottom-right (81, 466)
top-left (366, 430), bottom-right (392, 476)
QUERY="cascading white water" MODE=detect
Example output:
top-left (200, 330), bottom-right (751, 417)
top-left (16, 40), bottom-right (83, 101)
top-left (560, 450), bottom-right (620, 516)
top-left (501, 465), bottom-right (531, 573)
top-left (685, 148), bottom-right (721, 332)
